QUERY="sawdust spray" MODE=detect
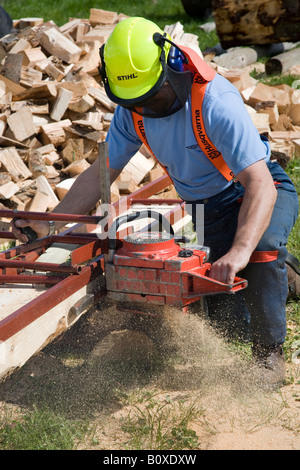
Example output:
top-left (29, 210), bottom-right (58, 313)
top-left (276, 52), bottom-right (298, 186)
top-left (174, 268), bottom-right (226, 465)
top-left (87, 298), bottom-right (265, 398)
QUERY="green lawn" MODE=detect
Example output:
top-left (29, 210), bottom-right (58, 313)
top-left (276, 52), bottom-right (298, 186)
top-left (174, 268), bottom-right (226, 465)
top-left (0, 0), bottom-right (219, 50)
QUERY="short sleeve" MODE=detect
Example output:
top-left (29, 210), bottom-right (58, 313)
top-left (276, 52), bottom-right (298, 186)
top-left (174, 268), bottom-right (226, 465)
top-left (106, 106), bottom-right (142, 170)
top-left (203, 87), bottom-right (270, 176)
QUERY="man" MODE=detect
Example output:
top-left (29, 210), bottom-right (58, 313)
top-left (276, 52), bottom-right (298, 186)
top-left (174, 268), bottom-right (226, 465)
top-left (12, 17), bottom-right (299, 383)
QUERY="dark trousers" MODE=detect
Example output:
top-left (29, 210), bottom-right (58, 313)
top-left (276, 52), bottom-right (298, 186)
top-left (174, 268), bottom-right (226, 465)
top-left (190, 161), bottom-right (299, 346)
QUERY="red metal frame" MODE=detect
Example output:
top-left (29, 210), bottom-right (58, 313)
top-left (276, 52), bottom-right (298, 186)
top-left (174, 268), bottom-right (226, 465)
top-left (0, 175), bottom-right (176, 342)
top-left (0, 173), bottom-right (248, 344)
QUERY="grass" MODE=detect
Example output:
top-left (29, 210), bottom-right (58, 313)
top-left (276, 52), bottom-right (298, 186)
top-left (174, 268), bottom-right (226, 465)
top-left (0, 406), bottom-right (89, 450)
top-left (0, 0), bottom-right (218, 50)
top-left (118, 391), bottom-right (201, 450)
top-left (286, 160), bottom-right (300, 260)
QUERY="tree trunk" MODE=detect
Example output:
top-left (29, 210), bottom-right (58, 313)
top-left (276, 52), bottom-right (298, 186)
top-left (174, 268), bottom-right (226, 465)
top-left (212, 0), bottom-right (300, 48)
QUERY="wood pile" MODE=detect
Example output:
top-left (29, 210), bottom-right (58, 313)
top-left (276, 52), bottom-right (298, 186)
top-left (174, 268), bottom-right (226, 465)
top-left (0, 8), bottom-right (299, 240)
top-left (0, 8), bottom-right (164, 236)
top-left (206, 45), bottom-right (300, 167)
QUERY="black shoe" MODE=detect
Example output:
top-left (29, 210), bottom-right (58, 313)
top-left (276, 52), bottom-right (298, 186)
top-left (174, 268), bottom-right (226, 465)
top-left (286, 253), bottom-right (300, 299)
top-left (252, 343), bottom-right (286, 386)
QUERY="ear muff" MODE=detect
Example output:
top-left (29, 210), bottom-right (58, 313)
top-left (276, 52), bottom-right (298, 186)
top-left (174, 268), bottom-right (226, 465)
top-left (152, 32), bottom-right (189, 70)
top-left (99, 43), bottom-right (107, 83)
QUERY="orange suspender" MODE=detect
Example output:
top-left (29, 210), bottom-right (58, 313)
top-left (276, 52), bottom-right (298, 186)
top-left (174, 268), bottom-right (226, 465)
top-left (132, 112), bottom-right (172, 183)
top-left (190, 75), bottom-right (235, 182)
top-left (132, 46), bottom-right (235, 183)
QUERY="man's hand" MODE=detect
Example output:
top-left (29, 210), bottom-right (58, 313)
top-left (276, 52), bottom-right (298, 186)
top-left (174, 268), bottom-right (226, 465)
top-left (208, 160), bottom-right (277, 285)
top-left (11, 219), bottom-right (50, 244)
top-left (209, 247), bottom-right (251, 285)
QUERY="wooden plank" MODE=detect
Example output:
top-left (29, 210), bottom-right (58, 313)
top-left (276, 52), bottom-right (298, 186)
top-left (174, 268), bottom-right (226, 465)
top-left (0, 277), bottom-right (99, 381)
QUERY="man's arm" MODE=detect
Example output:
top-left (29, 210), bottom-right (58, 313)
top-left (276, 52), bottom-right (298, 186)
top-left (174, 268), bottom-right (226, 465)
top-left (12, 158), bottom-right (122, 243)
top-left (209, 159), bottom-right (277, 284)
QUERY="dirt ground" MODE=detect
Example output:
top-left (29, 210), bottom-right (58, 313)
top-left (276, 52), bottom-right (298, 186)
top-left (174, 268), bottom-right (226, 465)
top-left (0, 300), bottom-right (299, 450)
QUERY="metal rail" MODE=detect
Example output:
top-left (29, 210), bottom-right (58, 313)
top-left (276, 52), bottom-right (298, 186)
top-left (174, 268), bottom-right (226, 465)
top-left (0, 173), bottom-right (178, 344)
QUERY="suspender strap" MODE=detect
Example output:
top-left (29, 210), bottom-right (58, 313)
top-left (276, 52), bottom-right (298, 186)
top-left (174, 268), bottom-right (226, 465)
top-left (132, 46), bottom-right (235, 182)
top-left (132, 112), bottom-right (172, 183)
top-left (190, 76), bottom-right (235, 182)
top-left (249, 250), bottom-right (278, 263)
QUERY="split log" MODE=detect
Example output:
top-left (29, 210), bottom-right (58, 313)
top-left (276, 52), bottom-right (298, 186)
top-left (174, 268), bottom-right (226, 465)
top-left (61, 138), bottom-right (85, 164)
top-left (122, 151), bottom-right (156, 185)
top-left (89, 8), bottom-right (118, 26)
top-left (212, 0), bottom-right (300, 48)
top-left (55, 177), bottom-right (77, 200)
top-left (255, 101), bottom-right (279, 125)
top-left (12, 83), bottom-right (57, 101)
top-left (289, 104), bottom-right (300, 126)
top-left (247, 82), bottom-right (291, 114)
top-left (40, 27), bottom-right (82, 64)
top-left (0, 147), bottom-right (32, 181)
top-left (68, 94), bottom-right (95, 113)
top-left (62, 159), bottom-right (90, 177)
top-left (7, 106), bottom-right (36, 141)
top-left (2, 53), bottom-right (24, 83)
top-left (50, 87), bottom-right (73, 121)
top-left (28, 149), bottom-right (48, 178)
top-left (0, 181), bottom-right (20, 199)
top-left (0, 74), bottom-right (26, 95)
top-left (35, 175), bottom-right (59, 210)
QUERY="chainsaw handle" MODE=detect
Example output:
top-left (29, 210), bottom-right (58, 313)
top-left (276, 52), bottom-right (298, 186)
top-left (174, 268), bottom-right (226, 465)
top-left (108, 210), bottom-right (174, 251)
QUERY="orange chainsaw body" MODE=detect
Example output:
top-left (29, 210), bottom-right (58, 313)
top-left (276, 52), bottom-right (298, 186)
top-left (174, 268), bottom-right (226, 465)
top-left (106, 232), bottom-right (247, 308)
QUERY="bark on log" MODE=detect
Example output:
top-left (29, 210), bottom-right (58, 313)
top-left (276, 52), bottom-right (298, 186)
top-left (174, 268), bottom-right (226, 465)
top-left (265, 47), bottom-right (300, 75)
top-left (212, 0), bottom-right (300, 48)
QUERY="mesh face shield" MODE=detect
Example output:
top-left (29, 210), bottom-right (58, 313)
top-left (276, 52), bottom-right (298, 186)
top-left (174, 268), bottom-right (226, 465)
top-left (100, 33), bottom-right (194, 119)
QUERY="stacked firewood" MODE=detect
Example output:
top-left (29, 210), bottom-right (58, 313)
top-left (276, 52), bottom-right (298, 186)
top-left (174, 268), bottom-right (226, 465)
top-left (0, 8), bottom-right (299, 237)
top-left (206, 45), bottom-right (300, 167)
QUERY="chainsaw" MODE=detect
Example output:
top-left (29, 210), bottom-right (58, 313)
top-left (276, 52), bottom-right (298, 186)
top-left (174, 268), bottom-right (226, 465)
top-left (0, 142), bottom-right (248, 379)
top-left (105, 209), bottom-right (248, 310)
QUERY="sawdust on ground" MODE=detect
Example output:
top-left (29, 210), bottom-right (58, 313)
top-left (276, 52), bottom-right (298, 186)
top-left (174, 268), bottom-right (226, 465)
top-left (0, 300), bottom-right (299, 451)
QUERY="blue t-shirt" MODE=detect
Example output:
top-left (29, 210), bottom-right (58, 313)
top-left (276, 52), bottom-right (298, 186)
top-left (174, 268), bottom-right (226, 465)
top-left (106, 73), bottom-right (271, 201)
